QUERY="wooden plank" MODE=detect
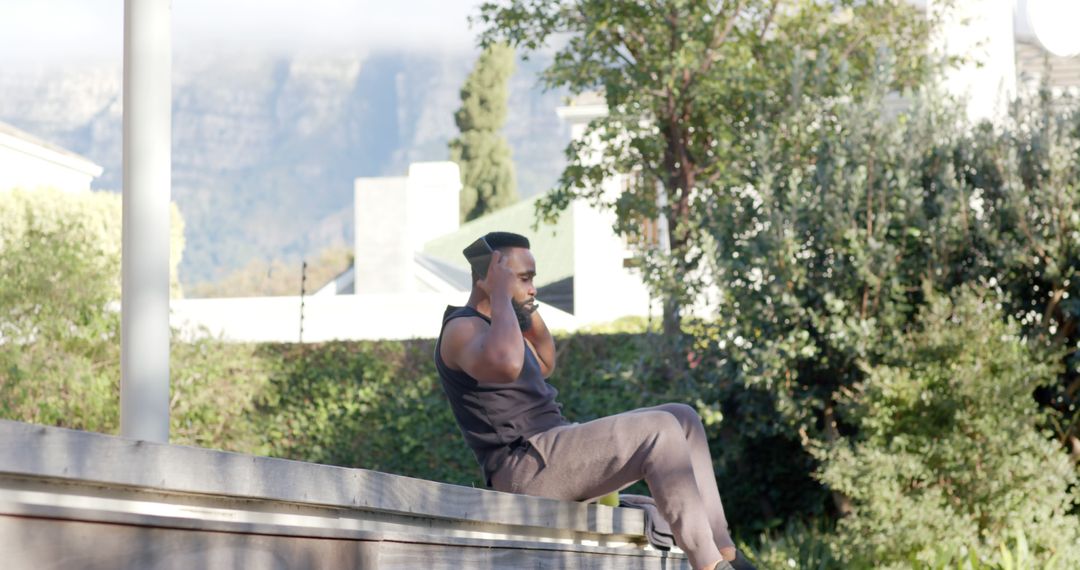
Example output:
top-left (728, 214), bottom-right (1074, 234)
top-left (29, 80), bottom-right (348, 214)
top-left (0, 477), bottom-right (643, 546)
top-left (0, 515), bottom-right (381, 570)
top-left (375, 538), bottom-right (690, 570)
top-left (0, 515), bottom-right (689, 570)
top-left (0, 420), bottom-right (645, 536)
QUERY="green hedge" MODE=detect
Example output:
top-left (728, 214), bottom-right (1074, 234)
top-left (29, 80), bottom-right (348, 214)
top-left (147, 328), bottom-right (826, 530)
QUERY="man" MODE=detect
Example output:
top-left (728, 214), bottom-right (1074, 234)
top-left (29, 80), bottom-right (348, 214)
top-left (434, 231), bottom-right (754, 570)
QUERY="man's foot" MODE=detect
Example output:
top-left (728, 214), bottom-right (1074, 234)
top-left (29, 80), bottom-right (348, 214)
top-left (728, 550), bottom-right (757, 570)
top-left (717, 547), bottom-right (757, 570)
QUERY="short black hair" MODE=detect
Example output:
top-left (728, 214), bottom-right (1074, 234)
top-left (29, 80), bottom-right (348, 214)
top-left (470, 231), bottom-right (530, 282)
top-left (484, 231), bottom-right (530, 250)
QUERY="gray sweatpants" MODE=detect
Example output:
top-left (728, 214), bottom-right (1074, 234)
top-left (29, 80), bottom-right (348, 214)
top-left (490, 403), bottom-right (733, 570)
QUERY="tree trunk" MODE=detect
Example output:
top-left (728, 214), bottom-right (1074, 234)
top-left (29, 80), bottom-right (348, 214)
top-left (660, 115), bottom-right (692, 339)
top-left (662, 295), bottom-right (681, 336)
top-left (823, 404), bottom-right (855, 516)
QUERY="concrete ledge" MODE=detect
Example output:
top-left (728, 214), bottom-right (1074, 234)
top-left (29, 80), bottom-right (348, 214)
top-left (0, 420), bottom-right (689, 569)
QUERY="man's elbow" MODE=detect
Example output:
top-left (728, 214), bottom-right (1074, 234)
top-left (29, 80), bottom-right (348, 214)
top-left (492, 359), bottom-right (524, 383)
top-left (484, 352), bottom-right (524, 383)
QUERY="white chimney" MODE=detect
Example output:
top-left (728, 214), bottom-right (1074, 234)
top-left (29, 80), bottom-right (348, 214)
top-left (354, 161), bottom-right (461, 293)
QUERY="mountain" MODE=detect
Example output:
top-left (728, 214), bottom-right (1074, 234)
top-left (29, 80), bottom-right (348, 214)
top-left (0, 51), bottom-right (570, 288)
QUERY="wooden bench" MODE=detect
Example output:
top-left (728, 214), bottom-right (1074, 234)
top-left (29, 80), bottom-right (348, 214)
top-left (0, 420), bottom-right (689, 569)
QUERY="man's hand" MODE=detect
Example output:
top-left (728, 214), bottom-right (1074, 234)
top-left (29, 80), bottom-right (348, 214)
top-left (477, 251), bottom-right (515, 300)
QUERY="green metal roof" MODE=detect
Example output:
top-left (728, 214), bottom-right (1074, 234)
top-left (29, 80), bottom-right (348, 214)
top-left (422, 193), bottom-right (574, 288)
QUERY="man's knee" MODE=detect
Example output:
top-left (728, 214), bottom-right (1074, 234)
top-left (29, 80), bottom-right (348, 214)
top-left (637, 412), bottom-right (695, 470)
top-left (646, 410), bottom-right (687, 443)
top-left (658, 403), bottom-right (703, 431)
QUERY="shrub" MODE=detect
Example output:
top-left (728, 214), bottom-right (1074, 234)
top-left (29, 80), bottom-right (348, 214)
top-left (0, 216), bottom-right (121, 431)
top-left (739, 519), bottom-right (839, 570)
top-left (168, 336), bottom-right (271, 451)
top-left (247, 332), bottom-right (733, 489)
top-left (251, 340), bottom-right (479, 485)
top-left (0, 187), bottom-right (186, 433)
top-left (817, 286), bottom-right (1080, 568)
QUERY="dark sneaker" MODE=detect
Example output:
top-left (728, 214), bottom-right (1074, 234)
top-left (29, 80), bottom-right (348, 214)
top-left (729, 551), bottom-right (758, 570)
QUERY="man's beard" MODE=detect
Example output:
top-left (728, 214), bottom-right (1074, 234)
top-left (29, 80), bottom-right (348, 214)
top-left (511, 298), bottom-right (538, 332)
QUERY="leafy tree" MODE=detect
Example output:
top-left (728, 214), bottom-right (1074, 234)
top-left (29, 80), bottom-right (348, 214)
top-left (986, 91), bottom-right (1080, 460)
top-left (450, 42), bottom-right (519, 222)
top-left (699, 75), bottom-right (971, 507)
top-left (685, 52), bottom-right (1080, 538)
top-left (477, 0), bottom-right (933, 334)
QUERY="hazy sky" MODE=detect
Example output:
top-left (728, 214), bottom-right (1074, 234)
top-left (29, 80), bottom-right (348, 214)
top-left (0, 0), bottom-right (484, 67)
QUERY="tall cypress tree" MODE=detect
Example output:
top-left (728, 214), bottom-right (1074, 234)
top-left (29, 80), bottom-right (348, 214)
top-left (450, 43), bottom-right (518, 222)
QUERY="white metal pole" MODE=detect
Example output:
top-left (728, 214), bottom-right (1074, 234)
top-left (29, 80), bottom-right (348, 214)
top-left (121, 0), bottom-right (171, 442)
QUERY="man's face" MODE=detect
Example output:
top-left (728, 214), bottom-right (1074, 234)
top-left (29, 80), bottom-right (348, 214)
top-left (498, 247), bottom-right (538, 331)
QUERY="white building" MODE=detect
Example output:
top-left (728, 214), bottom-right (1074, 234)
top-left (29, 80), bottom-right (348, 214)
top-left (0, 121), bottom-right (103, 193)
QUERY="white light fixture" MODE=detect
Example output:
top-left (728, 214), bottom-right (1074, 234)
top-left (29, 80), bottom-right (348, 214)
top-left (1027, 0), bottom-right (1080, 57)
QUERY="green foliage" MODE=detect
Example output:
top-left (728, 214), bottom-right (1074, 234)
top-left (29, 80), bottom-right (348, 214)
top-left (738, 519), bottom-right (840, 570)
top-left (0, 188), bottom-right (186, 297)
top-left (816, 287), bottom-right (1080, 568)
top-left (745, 522), bottom-right (1070, 570)
top-left (168, 337), bottom-right (271, 451)
top-left (477, 0), bottom-right (934, 332)
top-left (573, 315), bottom-right (659, 334)
top-left (252, 341), bottom-right (478, 484)
top-left (703, 83), bottom-right (967, 446)
top-left (0, 190), bottom-right (126, 431)
top-left (0, 188), bottom-right (216, 439)
top-left (5, 95), bottom-right (1080, 565)
top-left (692, 78), bottom-right (1080, 535)
top-left (450, 42), bottom-right (519, 222)
top-left (0, 217), bottom-right (120, 431)
top-left (985, 92), bottom-right (1080, 453)
top-left (247, 332), bottom-right (725, 489)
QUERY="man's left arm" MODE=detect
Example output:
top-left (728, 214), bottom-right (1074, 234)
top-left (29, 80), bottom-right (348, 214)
top-left (523, 308), bottom-right (556, 378)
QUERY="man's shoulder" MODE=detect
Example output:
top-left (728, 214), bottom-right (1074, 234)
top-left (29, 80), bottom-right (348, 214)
top-left (439, 309), bottom-right (490, 372)
top-left (443, 311), bottom-right (488, 339)
top-left (442, 305), bottom-right (490, 328)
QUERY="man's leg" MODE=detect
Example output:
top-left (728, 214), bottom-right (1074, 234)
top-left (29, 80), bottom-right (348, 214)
top-left (629, 404), bottom-right (737, 554)
top-left (505, 411), bottom-right (723, 570)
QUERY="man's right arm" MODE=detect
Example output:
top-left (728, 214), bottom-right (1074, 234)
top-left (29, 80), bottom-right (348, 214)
top-left (441, 252), bottom-right (525, 383)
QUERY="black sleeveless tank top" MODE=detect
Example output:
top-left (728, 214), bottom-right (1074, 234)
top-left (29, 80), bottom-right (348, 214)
top-left (434, 305), bottom-right (569, 485)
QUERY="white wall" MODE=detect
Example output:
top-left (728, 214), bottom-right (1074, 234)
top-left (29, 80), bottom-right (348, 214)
top-left (570, 196), bottom-right (655, 325)
top-left (170, 294), bottom-right (580, 342)
top-left (354, 162), bottom-right (461, 294)
top-left (0, 131), bottom-right (102, 193)
top-left (932, 0), bottom-right (1017, 122)
top-left (354, 176), bottom-right (411, 293)
top-left (556, 97), bottom-right (655, 325)
top-left (404, 162), bottom-right (461, 253)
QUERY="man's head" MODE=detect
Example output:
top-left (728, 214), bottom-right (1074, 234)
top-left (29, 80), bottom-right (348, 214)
top-left (465, 231), bottom-right (530, 281)
top-left (463, 231), bottom-right (537, 331)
